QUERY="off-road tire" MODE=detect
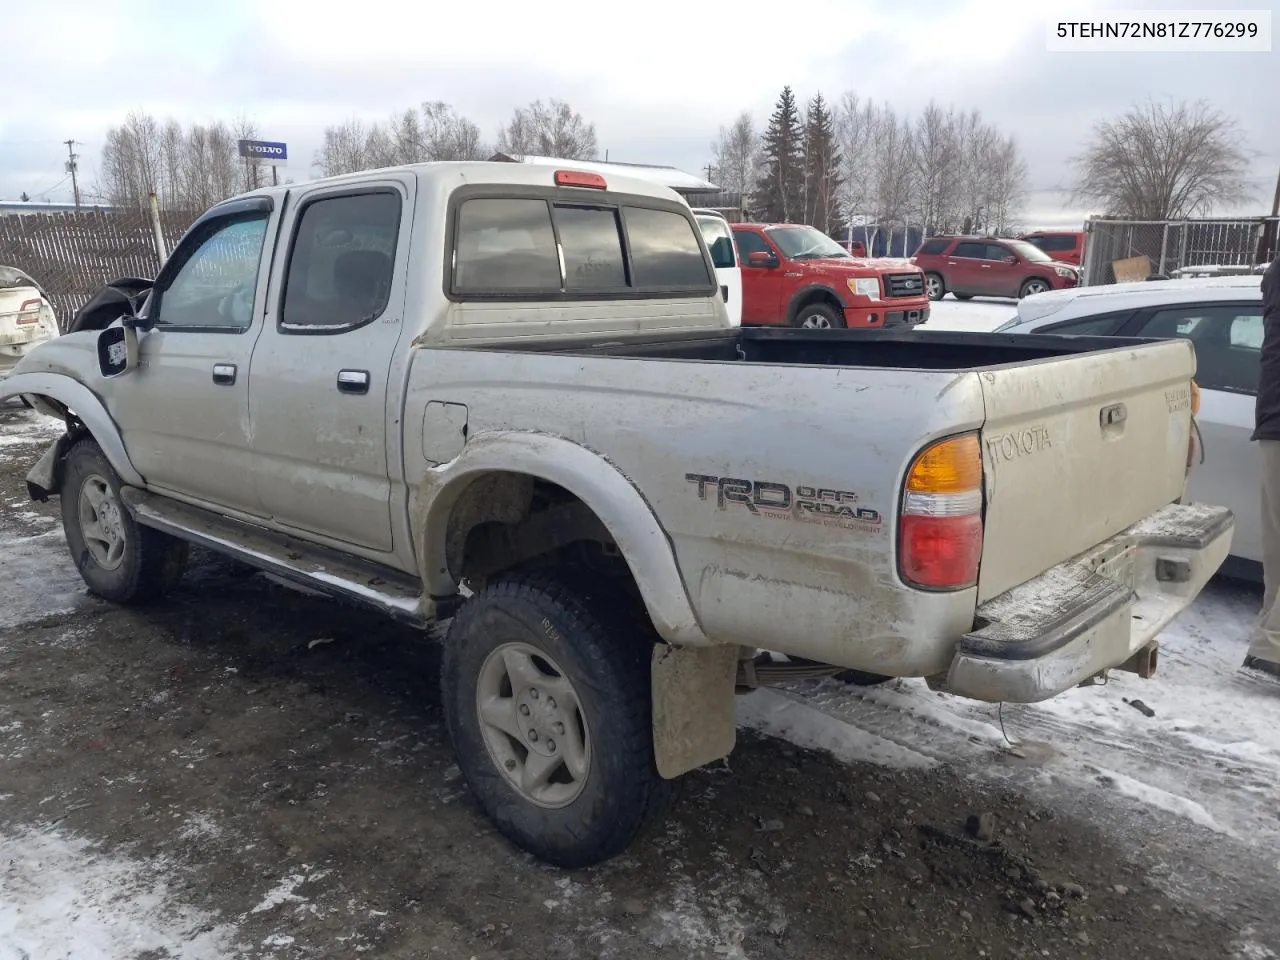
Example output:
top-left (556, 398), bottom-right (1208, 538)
top-left (441, 571), bottom-right (677, 868)
top-left (60, 439), bottom-right (187, 604)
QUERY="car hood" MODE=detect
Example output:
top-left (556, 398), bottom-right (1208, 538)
top-left (800, 256), bottom-right (920, 273)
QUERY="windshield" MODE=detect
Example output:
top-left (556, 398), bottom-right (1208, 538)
top-left (1003, 240), bottom-right (1053, 263)
top-left (767, 226), bottom-right (850, 260)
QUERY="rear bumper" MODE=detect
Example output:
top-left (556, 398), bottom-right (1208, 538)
top-left (941, 502), bottom-right (1232, 703)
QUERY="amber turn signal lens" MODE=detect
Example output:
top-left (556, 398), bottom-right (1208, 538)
top-left (906, 434), bottom-right (982, 494)
top-left (1189, 380), bottom-right (1200, 416)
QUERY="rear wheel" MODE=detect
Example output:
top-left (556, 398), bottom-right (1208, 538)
top-left (60, 439), bottom-right (187, 604)
top-left (441, 572), bottom-right (676, 868)
top-left (954, 293), bottom-right (974, 301)
top-left (1019, 278), bottom-right (1050, 298)
top-left (794, 303), bottom-right (845, 329)
top-left (924, 273), bottom-right (945, 301)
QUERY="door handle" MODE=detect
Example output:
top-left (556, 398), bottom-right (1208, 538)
top-left (337, 369), bottom-right (370, 395)
top-left (212, 363), bottom-right (237, 386)
top-left (980, 264), bottom-right (991, 269)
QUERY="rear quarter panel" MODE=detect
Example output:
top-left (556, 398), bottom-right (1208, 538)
top-left (403, 347), bottom-right (989, 676)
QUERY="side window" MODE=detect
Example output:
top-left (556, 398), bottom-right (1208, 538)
top-left (553, 205), bottom-right (627, 291)
top-left (453, 198), bottom-right (561, 295)
top-left (917, 238), bottom-right (948, 256)
top-left (1027, 235), bottom-right (1073, 253)
top-left (733, 230), bottom-right (772, 259)
top-left (1138, 305), bottom-right (1262, 395)
top-left (154, 215), bottom-right (269, 330)
top-left (985, 243), bottom-right (1014, 261)
top-left (952, 242), bottom-right (985, 259)
top-left (281, 191), bottom-right (401, 330)
top-left (1042, 314), bottom-right (1127, 335)
top-left (697, 217), bottom-right (736, 269)
top-left (623, 207), bottom-right (712, 289)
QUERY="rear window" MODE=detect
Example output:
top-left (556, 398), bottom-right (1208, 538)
top-left (623, 207), bottom-right (712, 288)
top-left (451, 195), bottom-right (713, 298)
top-left (1026, 235), bottom-right (1078, 252)
top-left (917, 238), bottom-right (949, 256)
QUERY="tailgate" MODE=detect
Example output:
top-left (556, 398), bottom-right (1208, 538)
top-left (976, 339), bottom-right (1195, 603)
top-left (0, 290), bottom-right (40, 345)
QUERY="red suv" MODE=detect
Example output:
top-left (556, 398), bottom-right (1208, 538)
top-left (1019, 230), bottom-right (1086, 266)
top-left (732, 223), bottom-right (930, 328)
top-left (912, 236), bottom-right (1080, 302)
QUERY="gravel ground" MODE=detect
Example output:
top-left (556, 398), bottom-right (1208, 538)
top-left (1, 399), bottom-right (1277, 960)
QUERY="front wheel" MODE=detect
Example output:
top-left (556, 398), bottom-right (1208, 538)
top-left (924, 273), bottom-right (945, 301)
top-left (441, 573), bottom-right (676, 868)
top-left (794, 304), bottom-right (845, 329)
top-left (60, 439), bottom-right (187, 604)
top-left (1019, 278), bottom-right (1050, 298)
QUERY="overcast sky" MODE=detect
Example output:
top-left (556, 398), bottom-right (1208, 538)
top-left (4, 0), bottom-right (1275, 228)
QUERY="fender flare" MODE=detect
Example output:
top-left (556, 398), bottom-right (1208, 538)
top-left (785, 284), bottom-right (846, 323)
top-left (418, 432), bottom-right (711, 647)
top-left (0, 371), bottom-right (144, 487)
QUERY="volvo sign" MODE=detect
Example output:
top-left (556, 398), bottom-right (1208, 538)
top-left (237, 139), bottom-right (288, 167)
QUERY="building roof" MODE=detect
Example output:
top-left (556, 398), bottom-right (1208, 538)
top-left (0, 200), bottom-right (119, 215)
top-left (488, 153), bottom-right (718, 193)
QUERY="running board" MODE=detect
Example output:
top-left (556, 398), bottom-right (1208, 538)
top-left (119, 488), bottom-right (429, 626)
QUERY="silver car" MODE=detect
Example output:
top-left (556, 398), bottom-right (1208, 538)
top-left (993, 276), bottom-right (1264, 579)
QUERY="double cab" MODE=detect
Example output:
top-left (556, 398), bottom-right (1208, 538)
top-left (1, 162), bottom-right (1230, 870)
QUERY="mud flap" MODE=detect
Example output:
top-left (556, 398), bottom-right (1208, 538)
top-left (25, 434), bottom-right (71, 502)
top-left (651, 643), bottom-right (739, 779)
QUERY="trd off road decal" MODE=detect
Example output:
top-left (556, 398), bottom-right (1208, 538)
top-left (686, 474), bottom-right (883, 534)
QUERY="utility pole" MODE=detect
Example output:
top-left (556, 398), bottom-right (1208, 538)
top-left (64, 139), bottom-right (81, 211)
top-left (705, 163), bottom-right (715, 183)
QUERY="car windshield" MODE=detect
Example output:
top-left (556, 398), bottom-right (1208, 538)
top-left (767, 226), bottom-right (850, 260)
top-left (1004, 240), bottom-right (1053, 263)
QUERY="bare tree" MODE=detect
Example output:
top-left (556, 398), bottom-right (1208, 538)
top-left (496, 99), bottom-right (597, 160)
top-left (911, 102), bottom-right (957, 235)
top-left (834, 93), bottom-right (877, 225)
top-left (710, 111), bottom-right (759, 211)
top-left (1070, 98), bottom-right (1254, 219)
top-left (983, 134), bottom-right (1029, 235)
top-left (314, 118), bottom-right (378, 178)
top-left (867, 104), bottom-right (915, 227)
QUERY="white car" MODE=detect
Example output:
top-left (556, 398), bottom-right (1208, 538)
top-left (691, 208), bottom-right (742, 326)
top-left (1, 266), bottom-right (60, 386)
top-left (994, 275), bottom-right (1263, 578)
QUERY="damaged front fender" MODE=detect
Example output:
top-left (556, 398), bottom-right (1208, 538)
top-left (0, 370), bottom-right (143, 494)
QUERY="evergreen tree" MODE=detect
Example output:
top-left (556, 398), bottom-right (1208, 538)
top-left (752, 87), bottom-right (804, 222)
top-left (803, 93), bottom-right (843, 234)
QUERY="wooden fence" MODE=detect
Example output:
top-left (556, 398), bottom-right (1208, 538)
top-left (0, 208), bottom-right (199, 328)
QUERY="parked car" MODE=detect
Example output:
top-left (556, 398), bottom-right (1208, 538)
top-left (1019, 230), bottom-right (1086, 267)
top-left (731, 223), bottom-right (929, 328)
top-left (912, 235), bottom-right (1080, 302)
top-left (1, 266), bottom-right (59, 387)
top-left (691, 208), bottom-right (741, 326)
top-left (1, 162), bottom-right (1230, 868)
top-left (993, 275), bottom-right (1262, 579)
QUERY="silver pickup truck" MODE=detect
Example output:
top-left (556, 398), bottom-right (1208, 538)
top-left (0, 162), bottom-right (1231, 867)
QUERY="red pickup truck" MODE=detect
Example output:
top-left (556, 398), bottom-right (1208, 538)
top-left (730, 223), bottom-right (930, 329)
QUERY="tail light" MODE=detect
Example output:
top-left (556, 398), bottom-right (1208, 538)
top-left (1186, 380), bottom-right (1202, 474)
top-left (16, 298), bottom-right (41, 325)
top-left (899, 432), bottom-right (984, 590)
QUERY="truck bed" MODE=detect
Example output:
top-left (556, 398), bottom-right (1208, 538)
top-left (490, 325), bottom-right (1154, 370)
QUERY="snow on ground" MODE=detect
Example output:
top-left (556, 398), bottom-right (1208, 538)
top-left (739, 578), bottom-right (1280, 851)
top-left (0, 825), bottom-right (236, 959)
top-left (921, 296), bottom-right (1019, 332)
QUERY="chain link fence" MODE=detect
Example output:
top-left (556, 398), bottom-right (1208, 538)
top-left (0, 207), bottom-right (199, 330)
top-left (1080, 216), bottom-right (1278, 287)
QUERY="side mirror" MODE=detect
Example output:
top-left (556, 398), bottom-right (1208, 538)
top-left (1004, 255), bottom-right (1018, 264)
top-left (748, 250), bottom-right (779, 268)
top-left (97, 322), bottom-right (139, 378)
